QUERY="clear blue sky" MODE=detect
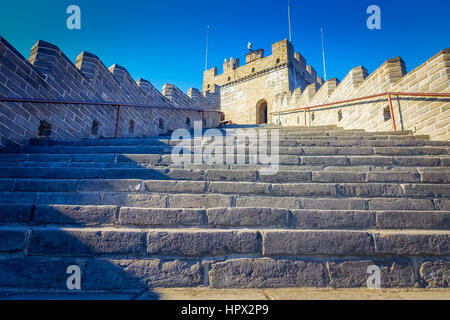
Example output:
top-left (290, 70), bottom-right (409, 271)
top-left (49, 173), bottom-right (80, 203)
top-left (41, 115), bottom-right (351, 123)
top-left (1, 0), bottom-right (449, 93)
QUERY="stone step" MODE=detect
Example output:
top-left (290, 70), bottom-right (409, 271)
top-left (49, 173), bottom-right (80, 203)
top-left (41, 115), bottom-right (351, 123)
top-left (1, 154), bottom-right (449, 168)
top-left (18, 134), bottom-right (426, 149)
top-left (219, 130), bottom-right (412, 136)
top-left (0, 191), bottom-right (448, 211)
top-left (0, 255), bottom-right (447, 290)
top-left (1, 179), bottom-right (449, 198)
top-left (7, 145), bottom-right (448, 156)
top-left (2, 204), bottom-right (449, 230)
top-left (1, 226), bottom-right (448, 257)
top-left (27, 137), bottom-right (446, 148)
top-left (208, 257), bottom-right (448, 289)
top-left (26, 138), bottom-right (449, 148)
top-left (0, 167), bottom-right (448, 183)
top-left (224, 125), bottom-right (343, 131)
top-left (2, 161), bottom-right (449, 172)
top-left (25, 132), bottom-right (417, 144)
top-left (0, 125), bottom-right (448, 293)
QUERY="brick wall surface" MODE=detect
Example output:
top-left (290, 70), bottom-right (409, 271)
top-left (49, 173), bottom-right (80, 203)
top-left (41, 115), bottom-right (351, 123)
top-left (0, 36), bottom-right (222, 147)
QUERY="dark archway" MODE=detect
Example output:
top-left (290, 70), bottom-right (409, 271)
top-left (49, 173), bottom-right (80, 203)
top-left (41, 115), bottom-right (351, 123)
top-left (256, 100), bottom-right (268, 124)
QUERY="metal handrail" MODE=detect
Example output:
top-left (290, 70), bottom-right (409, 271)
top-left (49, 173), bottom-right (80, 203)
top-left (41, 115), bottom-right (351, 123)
top-left (0, 96), bottom-right (220, 137)
top-left (270, 91), bottom-right (450, 131)
top-left (0, 96), bottom-right (217, 111)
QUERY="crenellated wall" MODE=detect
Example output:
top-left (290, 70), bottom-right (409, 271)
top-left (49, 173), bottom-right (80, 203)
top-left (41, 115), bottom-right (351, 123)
top-left (274, 49), bottom-right (450, 140)
top-left (0, 36), bottom-right (222, 147)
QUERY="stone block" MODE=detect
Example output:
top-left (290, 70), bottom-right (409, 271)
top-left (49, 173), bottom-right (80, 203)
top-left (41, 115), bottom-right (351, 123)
top-left (147, 230), bottom-right (259, 256)
top-left (29, 228), bottom-right (146, 255)
top-left (262, 230), bottom-right (375, 256)
top-left (207, 207), bottom-right (290, 228)
top-left (34, 205), bottom-right (117, 226)
top-left (210, 258), bottom-right (327, 288)
top-left (119, 208), bottom-right (205, 227)
top-left (328, 260), bottom-right (417, 288)
top-left (420, 260), bottom-right (450, 288)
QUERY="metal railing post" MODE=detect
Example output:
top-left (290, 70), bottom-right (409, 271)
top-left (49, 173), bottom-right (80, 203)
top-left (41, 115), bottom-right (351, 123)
top-left (387, 94), bottom-right (397, 131)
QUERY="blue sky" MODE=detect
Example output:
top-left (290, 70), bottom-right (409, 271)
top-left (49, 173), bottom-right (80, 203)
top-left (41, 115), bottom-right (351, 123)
top-left (0, 0), bottom-right (449, 93)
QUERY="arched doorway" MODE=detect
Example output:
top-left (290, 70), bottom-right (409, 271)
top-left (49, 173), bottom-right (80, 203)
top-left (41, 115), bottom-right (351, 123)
top-left (256, 100), bottom-right (268, 124)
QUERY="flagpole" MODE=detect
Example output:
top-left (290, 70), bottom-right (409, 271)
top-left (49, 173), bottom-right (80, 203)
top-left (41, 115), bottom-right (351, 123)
top-left (321, 27), bottom-right (327, 81)
top-left (205, 25), bottom-right (210, 71)
top-left (288, 0), bottom-right (292, 42)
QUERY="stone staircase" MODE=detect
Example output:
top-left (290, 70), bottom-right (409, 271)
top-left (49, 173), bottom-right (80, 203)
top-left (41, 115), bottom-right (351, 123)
top-left (0, 125), bottom-right (449, 295)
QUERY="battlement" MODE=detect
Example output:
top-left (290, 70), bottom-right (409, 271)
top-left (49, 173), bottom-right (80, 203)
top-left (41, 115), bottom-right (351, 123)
top-left (245, 49), bottom-right (264, 64)
top-left (273, 48), bottom-right (450, 141)
top-left (0, 36), bottom-right (222, 147)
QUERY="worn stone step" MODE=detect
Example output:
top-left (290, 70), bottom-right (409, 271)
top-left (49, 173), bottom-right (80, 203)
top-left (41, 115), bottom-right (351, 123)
top-left (1, 160), bottom-right (449, 174)
top-left (0, 162), bottom-right (150, 169)
top-left (0, 167), bottom-right (448, 183)
top-left (0, 255), bottom-right (204, 290)
top-left (13, 135), bottom-right (431, 152)
top-left (0, 190), bottom-right (447, 211)
top-left (2, 204), bottom-right (449, 230)
top-left (118, 207), bottom-right (450, 230)
top-left (13, 145), bottom-right (448, 156)
top-left (0, 255), bottom-right (447, 290)
top-left (0, 153), bottom-right (449, 168)
top-left (1, 226), bottom-right (448, 258)
top-left (20, 146), bottom-right (173, 155)
top-left (0, 226), bottom-right (260, 257)
top-left (209, 257), bottom-right (448, 289)
top-left (2, 179), bottom-right (449, 198)
top-left (24, 134), bottom-right (417, 147)
top-left (27, 138), bottom-right (448, 148)
top-left (261, 229), bottom-right (450, 257)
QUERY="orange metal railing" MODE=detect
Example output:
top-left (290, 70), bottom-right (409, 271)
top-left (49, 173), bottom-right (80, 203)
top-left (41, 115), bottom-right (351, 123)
top-left (270, 92), bottom-right (450, 131)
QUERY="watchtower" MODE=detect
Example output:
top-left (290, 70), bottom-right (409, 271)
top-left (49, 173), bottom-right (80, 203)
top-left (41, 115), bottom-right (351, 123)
top-left (202, 39), bottom-right (323, 124)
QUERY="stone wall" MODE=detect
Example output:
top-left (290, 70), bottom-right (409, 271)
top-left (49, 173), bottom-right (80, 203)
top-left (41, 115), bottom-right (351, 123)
top-left (274, 49), bottom-right (450, 140)
top-left (203, 39), bottom-right (322, 124)
top-left (0, 36), bottom-right (222, 147)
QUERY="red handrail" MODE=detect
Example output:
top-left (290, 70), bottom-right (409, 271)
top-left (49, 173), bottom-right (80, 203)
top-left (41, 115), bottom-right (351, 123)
top-left (271, 91), bottom-right (450, 131)
top-left (0, 96), bottom-right (217, 112)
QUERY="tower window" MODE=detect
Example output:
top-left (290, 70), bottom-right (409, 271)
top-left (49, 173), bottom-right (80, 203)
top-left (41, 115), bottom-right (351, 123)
top-left (159, 118), bottom-right (164, 130)
top-left (338, 110), bottom-right (343, 122)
